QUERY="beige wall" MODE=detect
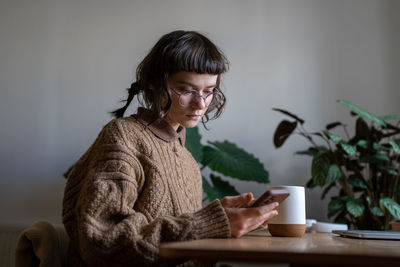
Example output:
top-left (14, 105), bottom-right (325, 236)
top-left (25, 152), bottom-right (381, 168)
top-left (1, 0), bottom-right (399, 225)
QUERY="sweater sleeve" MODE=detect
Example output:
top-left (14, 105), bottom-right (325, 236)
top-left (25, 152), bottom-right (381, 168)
top-left (68, 120), bottom-right (231, 266)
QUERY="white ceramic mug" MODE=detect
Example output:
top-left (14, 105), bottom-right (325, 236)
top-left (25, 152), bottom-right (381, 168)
top-left (267, 186), bottom-right (306, 237)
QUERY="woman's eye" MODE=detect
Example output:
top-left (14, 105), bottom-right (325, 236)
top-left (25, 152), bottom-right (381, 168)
top-left (178, 88), bottom-right (191, 94)
top-left (181, 90), bottom-right (193, 95)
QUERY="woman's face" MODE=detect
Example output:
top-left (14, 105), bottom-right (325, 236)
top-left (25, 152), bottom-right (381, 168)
top-left (166, 71), bottom-right (218, 130)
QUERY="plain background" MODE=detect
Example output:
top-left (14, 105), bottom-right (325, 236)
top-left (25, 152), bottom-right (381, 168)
top-left (1, 0), bottom-right (400, 226)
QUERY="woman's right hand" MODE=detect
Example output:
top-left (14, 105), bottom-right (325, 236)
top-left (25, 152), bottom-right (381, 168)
top-left (221, 193), bottom-right (279, 237)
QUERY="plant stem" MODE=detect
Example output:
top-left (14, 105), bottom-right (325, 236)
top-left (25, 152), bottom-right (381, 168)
top-left (342, 124), bottom-right (350, 140)
top-left (391, 153), bottom-right (400, 200)
top-left (339, 175), bottom-right (353, 198)
top-left (384, 209), bottom-right (391, 230)
top-left (367, 164), bottom-right (377, 205)
top-left (392, 173), bottom-right (399, 200)
top-left (298, 124), bottom-right (319, 147)
top-left (364, 164), bottom-right (374, 206)
top-left (326, 139), bottom-right (333, 151)
top-left (382, 130), bottom-right (400, 138)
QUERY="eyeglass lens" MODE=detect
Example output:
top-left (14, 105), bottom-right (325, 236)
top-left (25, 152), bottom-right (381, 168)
top-left (179, 91), bottom-right (216, 106)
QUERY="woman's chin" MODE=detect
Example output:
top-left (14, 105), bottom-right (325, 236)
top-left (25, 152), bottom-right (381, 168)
top-left (182, 120), bottom-right (201, 128)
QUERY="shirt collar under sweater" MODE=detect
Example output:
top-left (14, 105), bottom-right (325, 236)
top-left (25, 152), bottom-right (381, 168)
top-left (132, 107), bottom-right (186, 146)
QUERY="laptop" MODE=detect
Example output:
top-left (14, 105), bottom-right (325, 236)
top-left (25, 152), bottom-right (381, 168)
top-left (332, 230), bottom-right (400, 240)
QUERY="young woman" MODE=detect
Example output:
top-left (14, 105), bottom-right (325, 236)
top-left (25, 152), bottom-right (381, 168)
top-left (62, 30), bottom-right (278, 266)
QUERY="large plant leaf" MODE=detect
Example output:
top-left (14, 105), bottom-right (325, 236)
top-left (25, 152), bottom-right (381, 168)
top-left (371, 206), bottom-right (384, 217)
top-left (312, 151), bottom-right (331, 186)
top-left (360, 154), bottom-right (390, 164)
top-left (389, 140), bottom-right (400, 154)
top-left (380, 198), bottom-right (400, 220)
top-left (340, 143), bottom-right (357, 156)
top-left (273, 120), bottom-right (297, 148)
top-left (326, 164), bottom-right (342, 184)
top-left (346, 198), bottom-right (365, 218)
top-left (202, 141), bottom-right (269, 184)
top-left (357, 140), bottom-right (368, 149)
top-left (272, 108), bottom-right (305, 124)
top-left (185, 126), bottom-right (203, 163)
top-left (324, 131), bottom-right (342, 144)
top-left (210, 174), bottom-right (240, 197)
top-left (373, 142), bottom-right (390, 151)
top-left (348, 176), bottom-right (367, 189)
top-left (202, 175), bottom-right (240, 202)
top-left (355, 118), bottom-right (371, 140)
top-left (337, 100), bottom-right (387, 127)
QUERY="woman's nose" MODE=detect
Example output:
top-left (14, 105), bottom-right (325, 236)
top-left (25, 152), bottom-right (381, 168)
top-left (191, 95), bottom-right (206, 109)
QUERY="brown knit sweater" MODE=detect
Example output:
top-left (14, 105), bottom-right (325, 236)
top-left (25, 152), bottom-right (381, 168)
top-left (62, 108), bottom-right (231, 266)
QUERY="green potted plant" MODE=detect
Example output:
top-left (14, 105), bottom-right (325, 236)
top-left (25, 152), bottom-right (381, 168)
top-left (273, 100), bottom-right (400, 230)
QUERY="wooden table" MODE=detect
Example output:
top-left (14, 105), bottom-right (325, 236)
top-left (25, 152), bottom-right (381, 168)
top-left (160, 231), bottom-right (400, 266)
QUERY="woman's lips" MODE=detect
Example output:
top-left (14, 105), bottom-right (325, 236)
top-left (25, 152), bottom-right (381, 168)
top-left (187, 115), bottom-right (201, 120)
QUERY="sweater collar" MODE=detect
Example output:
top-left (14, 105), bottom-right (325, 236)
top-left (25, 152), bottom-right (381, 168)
top-left (132, 107), bottom-right (186, 146)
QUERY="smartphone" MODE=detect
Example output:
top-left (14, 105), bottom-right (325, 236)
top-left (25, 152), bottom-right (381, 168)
top-left (249, 189), bottom-right (290, 208)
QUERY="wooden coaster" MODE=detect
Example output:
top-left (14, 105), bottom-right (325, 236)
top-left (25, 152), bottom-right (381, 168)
top-left (268, 224), bottom-right (306, 237)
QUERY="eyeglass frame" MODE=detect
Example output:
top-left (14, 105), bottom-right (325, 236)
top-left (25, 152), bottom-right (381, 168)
top-left (169, 87), bottom-right (222, 107)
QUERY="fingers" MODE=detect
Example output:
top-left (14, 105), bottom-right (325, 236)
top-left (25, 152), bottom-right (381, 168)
top-left (221, 193), bottom-right (253, 208)
top-left (244, 198), bottom-right (256, 208)
top-left (246, 209), bottom-right (278, 234)
top-left (224, 202), bottom-right (279, 238)
top-left (252, 201), bottom-right (279, 213)
top-left (260, 209), bottom-right (278, 222)
top-left (240, 201), bottom-right (279, 217)
top-left (245, 203), bottom-right (279, 224)
top-left (230, 208), bottom-right (278, 237)
top-left (242, 208), bottom-right (278, 235)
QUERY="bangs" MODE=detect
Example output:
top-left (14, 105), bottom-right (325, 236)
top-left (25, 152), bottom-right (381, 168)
top-left (164, 33), bottom-right (229, 75)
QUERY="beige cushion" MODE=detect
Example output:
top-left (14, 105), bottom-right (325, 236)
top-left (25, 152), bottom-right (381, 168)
top-left (14, 221), bottom-right (69, 267)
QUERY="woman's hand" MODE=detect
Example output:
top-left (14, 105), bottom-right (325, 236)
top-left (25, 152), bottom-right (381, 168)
top-left (221, 193), bottom-right (279, 238)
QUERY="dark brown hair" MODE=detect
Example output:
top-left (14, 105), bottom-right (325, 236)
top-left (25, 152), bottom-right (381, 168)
top-left (110, 30), bottom-right (229, 127)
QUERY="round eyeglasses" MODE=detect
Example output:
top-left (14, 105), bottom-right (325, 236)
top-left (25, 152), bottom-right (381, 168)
top-left (170, 88), bottom-right (222, 107)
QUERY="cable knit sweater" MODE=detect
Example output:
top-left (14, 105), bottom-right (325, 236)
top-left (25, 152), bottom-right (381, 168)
top-left (62, 108), bottom-right (231, 266)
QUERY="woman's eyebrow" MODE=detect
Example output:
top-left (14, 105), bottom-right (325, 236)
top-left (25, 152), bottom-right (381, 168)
top-left (176, 80), bottom-right (216, 89)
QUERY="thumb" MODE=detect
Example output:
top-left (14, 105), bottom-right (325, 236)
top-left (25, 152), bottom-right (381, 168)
top-left (221, 193), bottom-right (253, 208)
